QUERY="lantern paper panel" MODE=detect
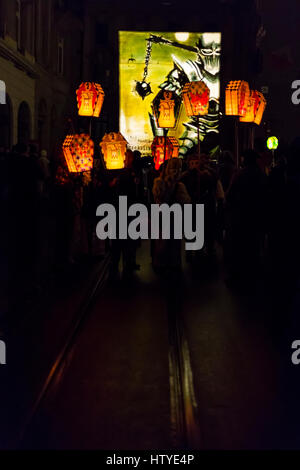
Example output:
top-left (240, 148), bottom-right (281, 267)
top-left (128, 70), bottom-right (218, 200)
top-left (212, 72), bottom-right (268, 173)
top-left (253, 91), bottom-right (266, 125)
top-left (151, 136), bottom-right (179, 170)
top-left (151, 90), bottom-right (181, 129)
top-left (100, 132), bottom-right (127, 170)
top-left (76, 82), bottom-right (105, 117)
top-left (168, 137), bottom-right (180, 158)
top-left (240, 90), bottom-right (266, 125)
top-left (63, 134), bottom-right (94, 173)
top-left (182, 81), bottom-right (210, 117)
top-left (225, 80), bottom-right (250, 117)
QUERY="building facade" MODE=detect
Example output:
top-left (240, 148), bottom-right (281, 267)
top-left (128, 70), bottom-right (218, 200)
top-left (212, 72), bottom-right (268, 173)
top-left (0, 0), bottom-right (84, 155)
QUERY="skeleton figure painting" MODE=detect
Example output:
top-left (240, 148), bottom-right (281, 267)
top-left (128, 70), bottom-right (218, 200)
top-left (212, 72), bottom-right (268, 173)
top-left (119, 32), bottom-right (221, 156)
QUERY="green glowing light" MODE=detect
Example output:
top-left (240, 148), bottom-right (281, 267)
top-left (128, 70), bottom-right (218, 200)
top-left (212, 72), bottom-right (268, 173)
top-left (267, 136), bottom-right (278, 150)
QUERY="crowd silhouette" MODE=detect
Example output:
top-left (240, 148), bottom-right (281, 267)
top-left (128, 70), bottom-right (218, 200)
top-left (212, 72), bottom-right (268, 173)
top-left (1, 137), bottom-right (300, 316)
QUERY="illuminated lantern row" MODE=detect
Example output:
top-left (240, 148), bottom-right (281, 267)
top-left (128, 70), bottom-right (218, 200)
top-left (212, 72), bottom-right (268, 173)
top-left (76, 82), bottom-right (105, 117)
top-left (152, 90), bottom-right (181, 128)
top-left (151, 136), bottom-right (179, 170)
top-left (225, 80), bottom-right (250, 117)
top-left (63, 134), bottom-right (94, 173)
top-left (100, 132), bottom-right (127, 169)
top-left (182, 81), bottom-right (210, 116)
top-left (240, 90), bottom-right (266, 125)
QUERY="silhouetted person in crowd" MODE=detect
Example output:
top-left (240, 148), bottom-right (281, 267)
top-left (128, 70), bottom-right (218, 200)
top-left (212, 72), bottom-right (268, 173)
top-left (37, 149), bottom-right (51, 200)
top-left (218, 150), bottom-right (236, 192)
top-left (226, 149), bottom-right (268, 285)
top-left (152, 158), bottom-right (191, 273)
top-left (8, 143), bottom-right (41, 289)
top-left (109, 150), bottom-right (142, 279)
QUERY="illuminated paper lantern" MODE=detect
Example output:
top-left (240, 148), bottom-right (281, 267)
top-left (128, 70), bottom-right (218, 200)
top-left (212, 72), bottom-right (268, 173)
top-left (267, 136), bottom-right (278, 150)
top-left (182, 81), bottom-right (210, 116)
top-left (63, 134), bottom-right (94, 173)
top-left (100, 132), bottom-right (127, 169)
top-left (225, 80), bottom-right (250, 117)
top-left (253, 91), bottom-right (266, 125)
top-left (240, 90), bottom-right (266, 125)
top-left (151, 136), bottom-right (179, 170)
top-left (152, 90), bottom-right (181, 128)
top-left (76, 82), bottom-right (105, 117)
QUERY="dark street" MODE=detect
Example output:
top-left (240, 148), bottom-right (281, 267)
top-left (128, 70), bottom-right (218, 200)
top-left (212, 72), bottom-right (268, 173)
top-left (0, 241), bottom-right (298, 450)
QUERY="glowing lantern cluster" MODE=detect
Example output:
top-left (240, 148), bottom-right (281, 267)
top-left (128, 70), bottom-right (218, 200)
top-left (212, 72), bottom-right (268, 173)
top-left (63, 134), bottom-right (94, 173)
top-left (100, 132), bottom-right (127, 170)
top-left (225, 80), bottom-right (250, 117)
top-left (76, 82), bottom-right (105, 117)
top-left (151, 136), bottom-right (179, 170)
top-left (240, 90), bottom-right (266, 125)
top-left (152, 90), bottom-right (181, 128)
top-left (182, 81), bottom-right (210, 116)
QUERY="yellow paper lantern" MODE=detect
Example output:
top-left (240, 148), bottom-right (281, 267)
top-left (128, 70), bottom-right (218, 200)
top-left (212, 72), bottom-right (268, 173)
top-left (225, 80), bottom-right (250, 117)
top-left (76, 82), bottom-right (105, 117)
top-left (151, 136), bottom-right (179, 170)
top-left (100, 132), bottom-right (127, 170)
top-left (152, 90), bottom-right (181, 129)
top-left (63, 134), bottom-right (94, 173)
top-left (240, 90), bottom-right (266, 125)
top-left (182, 81), bottom-right (210, 116)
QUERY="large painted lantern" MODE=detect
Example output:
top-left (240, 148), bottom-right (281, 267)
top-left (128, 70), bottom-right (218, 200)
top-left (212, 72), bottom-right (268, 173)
top-left (76, 82), bottom-right (105, 117)
top-left (182, 81), bottom-right (210, 117)
top-left (63, 134), bottom-right (94, 173)
top-left (151, 136), bottom-right (179, 170)
top-left (240, 90), bottom-right (266, 125)
top-left (100, 132), bottom-right (127, 170)
top-left (151, 90), bottom-right (181, 128)
top-left (225, 80), bottom-right (250, 117)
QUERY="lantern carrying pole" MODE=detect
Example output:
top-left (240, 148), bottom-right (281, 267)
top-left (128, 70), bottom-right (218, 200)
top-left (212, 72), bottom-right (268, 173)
top-left (250, 124), bottom-right (255, 150)
top-left (197, 115), bottom-right (201, 158)
top-left (163, 128), bottom-right (168, 163)
top-left (235, 117), bottom-right (239, 168)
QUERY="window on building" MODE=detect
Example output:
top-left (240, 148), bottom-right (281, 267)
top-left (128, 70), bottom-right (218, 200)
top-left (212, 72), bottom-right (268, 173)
top-left (58, 38), bottom-right (64, 75)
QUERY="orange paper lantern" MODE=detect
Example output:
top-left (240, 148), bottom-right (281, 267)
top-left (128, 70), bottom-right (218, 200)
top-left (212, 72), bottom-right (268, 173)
top-left (76, 82), bottom-right (105, 117)
top-left (100, 132), bottom-right (127, 170)
top-left (225, 80), bottom-right (250, 117)
top-left (253, 91), bottom-right (266, 125)
top-left (240, 90), bottom-right (266, 125)
top-left (182, 81), bottom-right (210, 116)
top-left (152, 90), bottom-right (181, 129)
top-left (63, 134), bottom-right (94, 173)
top-left (151, 136), bottom-right (179, 170)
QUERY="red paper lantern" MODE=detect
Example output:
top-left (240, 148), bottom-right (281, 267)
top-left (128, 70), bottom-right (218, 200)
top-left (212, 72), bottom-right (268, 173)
top-left (151, 136), bottom-right (179, 170)
top-left (240, 90), bottom-right (266, 125)
top-left (182, 81), bottom-right (210, 116)
top-left (63, 134), bottom-right (94, 173)
top-left (76, 82), bottom-right (105, 117)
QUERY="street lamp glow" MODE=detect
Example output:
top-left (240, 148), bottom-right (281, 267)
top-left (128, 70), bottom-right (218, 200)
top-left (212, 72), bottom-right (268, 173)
top-left (175, 32), bottom-right (189, 42)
